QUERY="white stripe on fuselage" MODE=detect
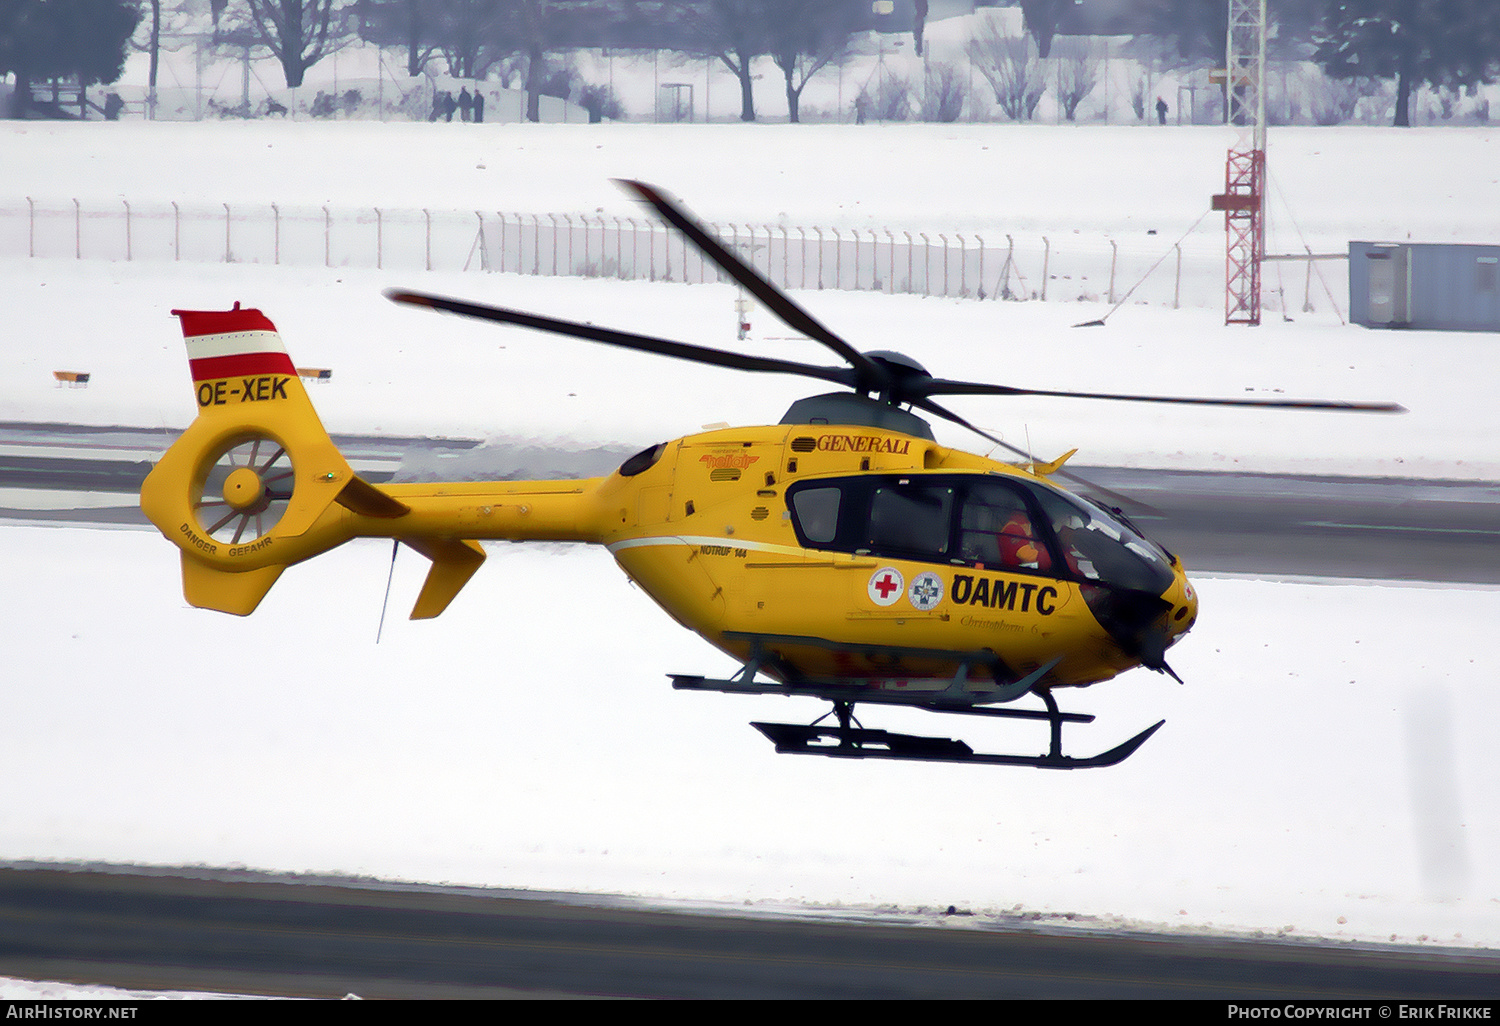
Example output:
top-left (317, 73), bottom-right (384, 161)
top-left (606, 535), bottom-right (804, 558)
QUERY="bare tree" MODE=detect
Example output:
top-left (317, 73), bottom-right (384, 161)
top-left (1052, 39), bottom-right (1098, 121)
top-left (427, 0), bottom-right (513, 79)
top-left (968, 22), bottom-right (1045, 122)
top-left (357, 0), bottom-right (446, 76)
top-left (856, 68), bottom-right (912, 122)
top-left (919, 61), bottom-right (968, 122)
top-left (232, 0), bottom-right (351, 88)
top-left (673, 0), bottom-right (769, 122)
top-left (764, 0), bottom-right (863, 123)
top-left (1308, 73), bottom-right (1381, 125)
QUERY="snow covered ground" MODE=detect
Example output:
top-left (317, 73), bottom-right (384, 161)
top-left (2, 113), bottom-right (1499, 989)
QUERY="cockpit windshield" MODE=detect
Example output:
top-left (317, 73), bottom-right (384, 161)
top-left (1027, 482), bottom-right (1176, 594)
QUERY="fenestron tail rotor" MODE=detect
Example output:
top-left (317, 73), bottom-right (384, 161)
top-left (193, 435), bottom-right (296, 544)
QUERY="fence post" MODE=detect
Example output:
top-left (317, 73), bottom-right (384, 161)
top-left (272, 203), bottom-right (280, 265)
top-left (74, 199), bottom-right (81, 259)
top-left (1108, 239), bottom-right (1118, 304)
top-left (1002, 235), bottom-right (1015, 299)
top-left (939, 234), bottom-right (949, 296)
top-left (466, 212), bottom-right (482, 271)
top-left (224, 203), bottom-right (232, 263)
top-left (781, 226), bottom-right (790, 289)
top-left (26, 197), bottom-right (34, 258)
top-left (376, 208), bottom-right (383, 270)
top-left (885, 229), bottom-right (895, 293)
top-left (957, 234), bottom-right (966, 296)
top-left (815, 228), bottom-right (824, 289)
top-left (324, 206), bottom-right (332, 268)
top-left (904, 232), bottom-right (913, 294)
top-left (919, 234), bottom-right (930, 297)
top-left (1041, 237), bottom-right (1050, 301)
top-left (425, 209), bottom-right (432, 272)
top-left (123, 200), bottom-right (131, 261)
top-left (1174, 244), bottom-right (1182, 309)
top-left (172, 201), bottom-right (180, 261)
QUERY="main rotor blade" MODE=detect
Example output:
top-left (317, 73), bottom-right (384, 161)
top-left (911, 395), bottom-right (1162, 516)
top-left (615, 179), bottom-right (891, 392)
top-left (386, 289), bottom-right (856, 387)
top-left (921, 378), bottom-right (1405, 413)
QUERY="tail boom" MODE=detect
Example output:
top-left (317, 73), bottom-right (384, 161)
top-left (143, 304), bottom-right (605, 618)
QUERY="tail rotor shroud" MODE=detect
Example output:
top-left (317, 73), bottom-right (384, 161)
top-left (193, 434), bottom-right (295, 545)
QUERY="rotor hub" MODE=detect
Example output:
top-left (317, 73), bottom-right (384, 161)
top-left (222, 466), bottom-right (270, 514)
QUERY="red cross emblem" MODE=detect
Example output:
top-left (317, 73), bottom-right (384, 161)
top-left (868, 567), bottom-right (904, 606)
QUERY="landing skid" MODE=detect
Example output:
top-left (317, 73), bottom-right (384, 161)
top-left (672, 671), bottom-right (1165, 770)
top-left (751, 715), bottom-right (1164, 770)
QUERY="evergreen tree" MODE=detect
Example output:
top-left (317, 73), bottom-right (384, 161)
top-left (1017, 0), bottom-right (1072, 59)
top-left (1, 0), bottom-right (141, 112)
top-left (1314, 0), bottom-right (1500, 126)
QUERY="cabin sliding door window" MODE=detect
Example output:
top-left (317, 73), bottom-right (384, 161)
top-left (867, 483), bottom-right (953, 561)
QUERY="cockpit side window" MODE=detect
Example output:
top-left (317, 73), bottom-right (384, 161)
top-left (959, 481), bottom-right (1053, 572)
top-left (868, 483), bottom-right (953, 559)
top-left (789, 486), bottom-right (842, 544)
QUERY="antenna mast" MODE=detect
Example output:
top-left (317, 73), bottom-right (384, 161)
top-left (1214, 0), bottom-right (1268, 326)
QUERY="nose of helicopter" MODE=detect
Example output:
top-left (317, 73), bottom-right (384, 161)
top-left (1164, 565), bottom-right (1199, 642)
top-left (1136, 565), bottom-right (1198, 679)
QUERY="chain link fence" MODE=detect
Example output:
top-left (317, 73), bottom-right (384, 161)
top-left (0, 196), bottom-right (1340, 315)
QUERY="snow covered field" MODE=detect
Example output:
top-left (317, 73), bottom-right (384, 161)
top-left (2, 111), bottom-right (1499, 980)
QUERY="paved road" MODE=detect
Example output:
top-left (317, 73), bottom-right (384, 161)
top-left (3, 421), bottom-right (1496, 584)
top-left (2, 864), bottom-right (1499, 1000)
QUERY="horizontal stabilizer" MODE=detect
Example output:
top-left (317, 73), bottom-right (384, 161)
top-left (337, 475), bottom-right (410, 518)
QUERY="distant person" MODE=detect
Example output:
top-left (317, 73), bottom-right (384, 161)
top-left (441, 91), bottom-right (456, 122)
top-left (1156, 97), bottom-right (1168, 125)
top-left (472, 90), bottom-right (484, 124)
top-left (458, 88), bottom-right (473, 123)
top-left (104, 93), bottom-right (124, 121)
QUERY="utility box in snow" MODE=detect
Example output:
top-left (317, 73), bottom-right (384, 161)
top-left (1350, 241), bottom-right (1500, 332)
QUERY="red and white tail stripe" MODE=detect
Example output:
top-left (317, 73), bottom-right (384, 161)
top-left (172, 304), bottom-right (296, 383)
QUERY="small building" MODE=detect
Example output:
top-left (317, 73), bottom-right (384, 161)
top-left (1349, 241), bottom-right (1500, 332)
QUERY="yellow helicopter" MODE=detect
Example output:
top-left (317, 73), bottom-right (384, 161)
top-left (140, 181), bottom-right (1401, 769)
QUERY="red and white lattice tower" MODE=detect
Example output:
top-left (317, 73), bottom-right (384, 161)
top-left (1214, 0), bottom-right (1268, 326)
